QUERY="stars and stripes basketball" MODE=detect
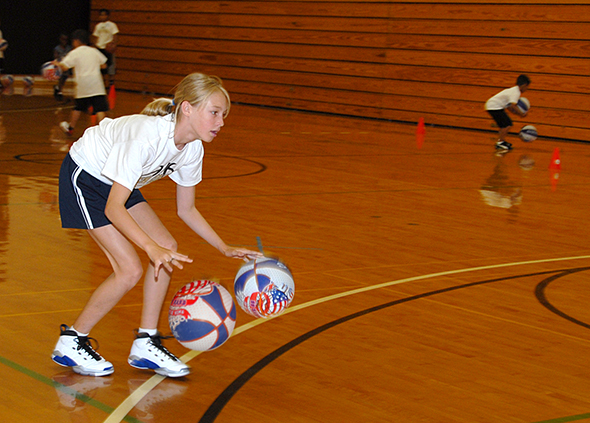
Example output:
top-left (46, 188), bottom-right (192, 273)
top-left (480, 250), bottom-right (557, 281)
top-left (169, 280), bottom-right (236, 351)
top-left (41, 61), bottom-right (62, 81)
top-left (234, 257), bottom-right (295, 318)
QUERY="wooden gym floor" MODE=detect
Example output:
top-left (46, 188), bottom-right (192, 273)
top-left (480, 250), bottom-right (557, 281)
top-left (2, 84), bottom-right (590, 423)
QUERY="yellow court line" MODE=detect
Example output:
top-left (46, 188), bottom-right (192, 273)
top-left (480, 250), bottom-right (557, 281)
top-left (103, 254), bottom-right (590, 423)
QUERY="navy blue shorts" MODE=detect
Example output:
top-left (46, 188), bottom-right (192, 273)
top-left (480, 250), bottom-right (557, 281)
top-left (59, 153), bottom-right (146, 229)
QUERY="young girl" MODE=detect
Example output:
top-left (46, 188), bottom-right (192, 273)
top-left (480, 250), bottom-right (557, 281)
top-left (52, 73), bottom-right (262, 377)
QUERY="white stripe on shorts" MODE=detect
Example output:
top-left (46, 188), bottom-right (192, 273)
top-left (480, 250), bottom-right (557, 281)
top-left (71, 165), bottom-right (94, 230)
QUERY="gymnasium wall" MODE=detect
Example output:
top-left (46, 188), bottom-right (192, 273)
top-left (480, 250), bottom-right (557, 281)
top-left (91, 0), bottom-right (590, 142)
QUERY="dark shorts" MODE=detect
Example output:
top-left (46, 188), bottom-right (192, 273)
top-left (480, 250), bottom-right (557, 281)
top-left (59, 153), bottom-right (146, 229)
top-left (99, 49), bottom-right (116, 75)
top-left (74, 95), bottom-right (109, 114)
top-left (487, 109), bottom-right (513, 129)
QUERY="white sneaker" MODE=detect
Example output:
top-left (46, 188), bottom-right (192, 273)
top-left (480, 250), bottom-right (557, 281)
top-left (51, 324), bottom-right (114, 377)
top-left (59, 121), bottom-right (73, 136)
top-left (128, 330), bottom-right (190, 378)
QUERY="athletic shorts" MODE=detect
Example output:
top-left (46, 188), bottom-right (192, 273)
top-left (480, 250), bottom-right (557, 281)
top-left (74, 95), bottom-right (109, 113)
top-left (59, 153), bottom-right (146, 229)
top-left (99, 49), bottom-right (116, 75)
top-left (487, 109), bottom-right (512, 129)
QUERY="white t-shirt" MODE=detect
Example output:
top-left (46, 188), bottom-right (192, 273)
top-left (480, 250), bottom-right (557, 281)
top-left (93, 21), bottom-right (119, 49)
top-left (485, 86), bottom-right (521, 111)
top-left (69, 114), bottom-right (204, 190)
top-left (61, 46), bottom-right (107, 98)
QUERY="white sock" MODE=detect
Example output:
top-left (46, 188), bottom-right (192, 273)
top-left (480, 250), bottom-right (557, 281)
top-left (139, 328), bottom-right (158, 336)
top-left (69, 326), bottom-right (88, 337)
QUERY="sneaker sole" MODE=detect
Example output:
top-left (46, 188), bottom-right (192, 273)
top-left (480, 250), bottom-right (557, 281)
top-left (52, 352), bottom-right (114, 377)
top-left (128, 356), bottom-right (190, 378)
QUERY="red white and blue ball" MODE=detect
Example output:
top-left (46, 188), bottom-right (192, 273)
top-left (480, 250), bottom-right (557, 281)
top-left (41, 61), bottom-right (62, 81)
top-left (169, 280), bottom-right (236, 351)
top-left (234, 257), bottom-right (295, 318)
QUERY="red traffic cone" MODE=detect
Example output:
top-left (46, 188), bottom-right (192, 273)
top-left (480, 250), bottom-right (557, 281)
top-left (549, 147), bottom-right (561, 171)
top-left (108, 84), bottom-right (116, 110)
top-left (416, 117), bottom-right (425, 149)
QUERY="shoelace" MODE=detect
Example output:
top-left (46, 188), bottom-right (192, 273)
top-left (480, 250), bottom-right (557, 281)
top-left (75, 336), bottom-right (103, 361)
top-left (134, 330), bottom-right (179, 361)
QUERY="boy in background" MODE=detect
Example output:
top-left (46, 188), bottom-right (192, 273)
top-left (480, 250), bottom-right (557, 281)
top-left (485, 74), bottom-right (531, 151)
top-left (92, 9), bottom-right (119, 89)
top-left (53, 33), bottom-right (72, 101)
top-left (55, 29), bottom-right (108, 136)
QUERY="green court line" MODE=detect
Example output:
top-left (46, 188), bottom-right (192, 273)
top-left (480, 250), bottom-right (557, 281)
top-left (0, 356), bottom-right (144, 423)
top-left (533, 415), bottom-right (590, 423)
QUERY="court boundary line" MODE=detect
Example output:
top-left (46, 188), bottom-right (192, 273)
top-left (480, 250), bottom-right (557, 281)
top-left (104, 254), bottom-right (590, 423)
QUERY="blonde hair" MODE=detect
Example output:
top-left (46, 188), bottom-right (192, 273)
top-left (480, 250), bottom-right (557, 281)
top-left (141, 73), bottom-right (230, 123)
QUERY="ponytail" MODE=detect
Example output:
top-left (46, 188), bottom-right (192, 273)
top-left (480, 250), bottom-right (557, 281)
top-left (141, 98), bottom-right (175, 116)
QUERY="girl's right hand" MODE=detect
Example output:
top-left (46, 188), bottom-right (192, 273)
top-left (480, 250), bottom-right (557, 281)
top-left (147, 244), bottom-right (193, 279)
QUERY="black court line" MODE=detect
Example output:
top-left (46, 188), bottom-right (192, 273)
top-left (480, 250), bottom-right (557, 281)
top-left (199, 267), bottom-right (590, 422)
top-left (535, 267), bottom-right (590, 329)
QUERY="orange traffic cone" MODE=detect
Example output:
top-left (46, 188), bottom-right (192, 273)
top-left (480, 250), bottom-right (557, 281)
top-left (108, 84), bottom-right (116, 110)
top-left (549, 147), bottom-right (561, 171)
top-left (416, 117), bottom-right (425, 149)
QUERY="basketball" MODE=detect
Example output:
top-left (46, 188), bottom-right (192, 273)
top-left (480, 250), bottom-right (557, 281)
top-left (516, 97), bottom-right (530, 115)
top-left (234, 257), bottom-right (295, 318)
top-left (168, 280), bottom-right (236, 351)
top-left (23, 76), bottom-right (35, 86)
top-left (41, 61), bottom-right (62, 81)
top-left (1, 74), bottom-right (14, 87)
top-left (0, 39), bottom-right (7, 50)
top-left (519, 125), bottom-right (538, 142)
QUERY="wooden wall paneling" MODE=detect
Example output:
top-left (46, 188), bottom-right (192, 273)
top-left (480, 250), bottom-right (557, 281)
top-left (386, 3), bottom-right (590, 21)
top-left (387, 20), bottom-right (590, 40)
top-left (92, 0), bottom-right (590, 142)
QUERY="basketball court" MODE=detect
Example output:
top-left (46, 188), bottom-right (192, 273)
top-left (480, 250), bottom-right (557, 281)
top-left (2, 85), bottom-right (590, 423)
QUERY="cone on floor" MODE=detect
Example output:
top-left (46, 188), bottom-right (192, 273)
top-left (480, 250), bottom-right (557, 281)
top-left (108, 84), bottom-right (116, 110)
top-left (416, 117), bottom-right (425, 149)
top-left (549, 147), bottom-right (561, 171)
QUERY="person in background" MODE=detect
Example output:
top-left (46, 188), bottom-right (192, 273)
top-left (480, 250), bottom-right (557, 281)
top-left (485, 74), bottom-right (531, 151)
top-left (54, 29), bottom-right (108, 136)
top-left (0, 19), bottom-right (7, 74)
top-left (53, 33), bottom-right (73, 101)
top-left (92, 9), bottom-right (119, 89)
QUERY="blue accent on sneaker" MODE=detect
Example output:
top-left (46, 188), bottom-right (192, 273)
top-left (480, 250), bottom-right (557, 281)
top-left (52, 354), bottom-right (78, 367)
top-left (129, 357), bottom-right (160, 370)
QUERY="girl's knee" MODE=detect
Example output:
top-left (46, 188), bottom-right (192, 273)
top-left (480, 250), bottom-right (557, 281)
top-left (116, 262), bottom-right (144, 290)
top-left (160, 236), bottom-right (178, 252)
